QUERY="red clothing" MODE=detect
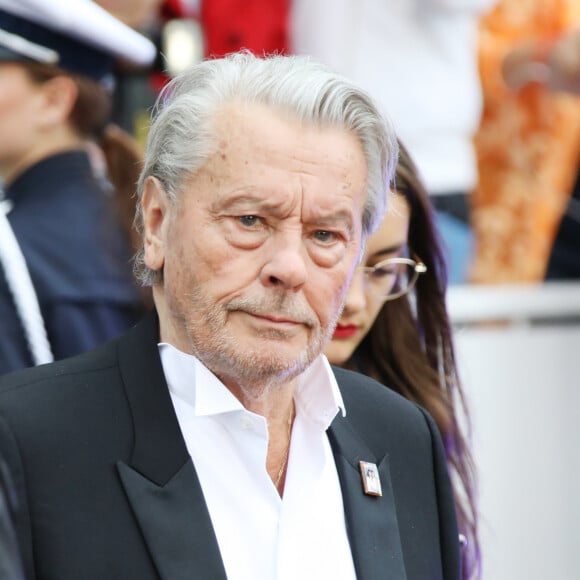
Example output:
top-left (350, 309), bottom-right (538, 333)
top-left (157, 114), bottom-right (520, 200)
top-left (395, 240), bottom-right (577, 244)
top-left (201, 0), bottom-right (290, 57)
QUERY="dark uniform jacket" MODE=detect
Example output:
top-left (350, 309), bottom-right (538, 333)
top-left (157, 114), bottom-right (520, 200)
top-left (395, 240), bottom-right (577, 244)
top-left (0, 312), bottom-right (460, 579)
top-left (0, 150), bottom-right (143, 374)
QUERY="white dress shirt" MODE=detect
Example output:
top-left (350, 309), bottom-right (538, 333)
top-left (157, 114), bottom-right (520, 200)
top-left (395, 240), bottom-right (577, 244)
top-left (159, 343), bottom-right (357, 580)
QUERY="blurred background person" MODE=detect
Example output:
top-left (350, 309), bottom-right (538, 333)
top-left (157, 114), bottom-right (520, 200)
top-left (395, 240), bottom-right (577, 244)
top-left (325, 142), bottom-right (480, 579)
top-left (95, 0), bottom-right (164, 30)
top-left (292, 0), bottom-right (497, 284)
top-left (470, 0), bottom-right (580, 283)
top-left (93, 0), bottom-right (164, 147)
top-left (0, 0), bottom-right (156, 374)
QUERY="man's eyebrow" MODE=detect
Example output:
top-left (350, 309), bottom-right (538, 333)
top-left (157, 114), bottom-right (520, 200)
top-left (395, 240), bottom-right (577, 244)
top-left (307, 206), bottom-right (357, 224)
top-left (209, 192), bottom-right (281, 212)
top-left (306, 211), bottom-right (357, 239)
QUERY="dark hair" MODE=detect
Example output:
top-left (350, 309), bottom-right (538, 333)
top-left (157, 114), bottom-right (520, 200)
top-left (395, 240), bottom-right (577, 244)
top-left (342, 141), bottom-right (480, 579)
top-left (24, 61), bottom-right (112, 138)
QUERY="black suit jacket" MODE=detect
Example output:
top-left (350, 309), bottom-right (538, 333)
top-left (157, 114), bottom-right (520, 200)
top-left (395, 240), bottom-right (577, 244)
top-left (0, 458), bottom-right (25, 580)
top-left (0, 313), bottom-right (460, 579)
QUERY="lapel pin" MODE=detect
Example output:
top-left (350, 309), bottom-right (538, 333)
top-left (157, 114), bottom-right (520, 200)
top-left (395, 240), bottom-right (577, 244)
top-left (359, 460), bottom-right (382, 497)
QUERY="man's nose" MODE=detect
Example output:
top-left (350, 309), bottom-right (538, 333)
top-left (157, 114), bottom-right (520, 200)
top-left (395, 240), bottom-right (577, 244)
top-left (259, 231), bottom-right (308, 291)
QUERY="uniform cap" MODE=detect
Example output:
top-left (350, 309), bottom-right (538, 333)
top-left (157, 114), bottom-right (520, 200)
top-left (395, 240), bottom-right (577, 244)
top-left (0, 0), bottom-right (156, 81)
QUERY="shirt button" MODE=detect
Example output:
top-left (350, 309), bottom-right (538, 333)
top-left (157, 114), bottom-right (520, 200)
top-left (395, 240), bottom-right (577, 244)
top-left (240, 417), bottom-right (253, 430)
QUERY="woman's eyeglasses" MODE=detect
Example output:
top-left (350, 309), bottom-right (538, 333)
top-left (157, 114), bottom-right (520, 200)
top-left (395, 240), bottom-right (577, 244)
top-left (356, 257), bottom-right (427, 301)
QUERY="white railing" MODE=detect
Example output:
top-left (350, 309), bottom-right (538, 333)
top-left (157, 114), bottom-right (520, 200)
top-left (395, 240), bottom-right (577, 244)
top-left (447, 282), bottom-right (580, 580)
top-left (447, 281), bottom-right (580, 324)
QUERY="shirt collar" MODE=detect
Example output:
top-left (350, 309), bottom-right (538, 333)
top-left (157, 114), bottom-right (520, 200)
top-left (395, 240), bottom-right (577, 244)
top-left (158, 343), bottom-right (346, 427)
top-left (159, 342), bottom-right (243, 416)
top-left (293, 354), bottom-right (347, 429)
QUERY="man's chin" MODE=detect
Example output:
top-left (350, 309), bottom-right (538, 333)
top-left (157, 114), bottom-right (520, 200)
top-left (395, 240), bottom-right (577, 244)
top-left (238, 347), bottom-right (311, 378)
top-left (204, 345), bottom-right (314, 391)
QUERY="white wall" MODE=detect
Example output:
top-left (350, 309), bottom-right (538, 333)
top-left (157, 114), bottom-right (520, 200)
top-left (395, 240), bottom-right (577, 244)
top-left (448, 283), bottom-right (580, 580)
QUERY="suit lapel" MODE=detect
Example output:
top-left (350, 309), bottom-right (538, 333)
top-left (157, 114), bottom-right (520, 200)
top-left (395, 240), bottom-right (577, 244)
top-left (328, 416), bottom-right (407, 580)
top-left (117, 312), bottom-right (227, 580)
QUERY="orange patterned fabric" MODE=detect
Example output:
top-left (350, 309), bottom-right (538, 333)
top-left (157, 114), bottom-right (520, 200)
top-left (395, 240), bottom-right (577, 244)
top-left (471, 0), bottom-right (580, 283)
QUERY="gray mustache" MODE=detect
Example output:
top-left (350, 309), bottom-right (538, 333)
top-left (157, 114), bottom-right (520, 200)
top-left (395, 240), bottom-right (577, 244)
top-left (225, 296), bottom-right (317, 328)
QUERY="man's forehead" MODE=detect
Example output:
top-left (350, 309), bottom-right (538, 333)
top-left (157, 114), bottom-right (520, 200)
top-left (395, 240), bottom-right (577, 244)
top-left (189, 102), bottom-right (369, 227)
top-left (211, 100), bottom-right (362, 154)
top-left (195, 110), bottom-right (367, 186)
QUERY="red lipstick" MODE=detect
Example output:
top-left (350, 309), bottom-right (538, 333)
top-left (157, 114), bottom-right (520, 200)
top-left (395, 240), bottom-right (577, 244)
top-left (333, 324), bottom-right (358, 339)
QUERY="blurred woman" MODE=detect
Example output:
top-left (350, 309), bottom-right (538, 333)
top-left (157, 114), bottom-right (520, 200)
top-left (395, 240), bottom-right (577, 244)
top-left (325, 142), bottom-right (480, 579)
top-left (0, 0), bottom-right (156, 373)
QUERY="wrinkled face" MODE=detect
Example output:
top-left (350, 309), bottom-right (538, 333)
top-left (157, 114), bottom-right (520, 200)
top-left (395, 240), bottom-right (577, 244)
top-left (0, 63), bottom-right (45, 182)
top-left (142, 102), bottom-right (368, 396)
top-left (325, 193), bottom-right (411, 366)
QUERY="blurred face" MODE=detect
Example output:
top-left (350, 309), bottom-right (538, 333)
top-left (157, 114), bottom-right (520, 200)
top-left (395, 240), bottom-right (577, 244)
top-left (142, 102), bottom-right (368, 396)
top-left (325, 193), bottom-right (411, 366)
top-left (0, 63), bottom-right (46, 183)
top-left (94, 0), bottom-right (163, 28)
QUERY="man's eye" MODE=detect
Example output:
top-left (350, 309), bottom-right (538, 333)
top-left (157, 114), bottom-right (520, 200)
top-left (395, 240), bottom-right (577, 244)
top-left (313, 230), bottom-right (338, 243)
top-left (238, 215), bottom-right (261, 227)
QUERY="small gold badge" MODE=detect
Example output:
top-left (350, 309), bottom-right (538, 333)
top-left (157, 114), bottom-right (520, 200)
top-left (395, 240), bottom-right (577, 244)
top-left (359, 460), bottom-right (382, 497)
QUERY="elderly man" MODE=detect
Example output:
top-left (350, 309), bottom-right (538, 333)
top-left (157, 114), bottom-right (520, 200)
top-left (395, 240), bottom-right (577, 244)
top-left (0, 51), bottom-right (460, 579)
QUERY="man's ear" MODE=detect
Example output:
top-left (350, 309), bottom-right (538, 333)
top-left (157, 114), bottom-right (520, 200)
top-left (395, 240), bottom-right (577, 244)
top-left (37, 75), bottom-right (78, 128)
top-left (141, 176), bottom-right (170, 273)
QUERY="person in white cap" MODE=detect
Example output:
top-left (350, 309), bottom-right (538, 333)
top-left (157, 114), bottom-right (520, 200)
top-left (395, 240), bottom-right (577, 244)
top-left (0, 0), bottom-right (156, 374)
